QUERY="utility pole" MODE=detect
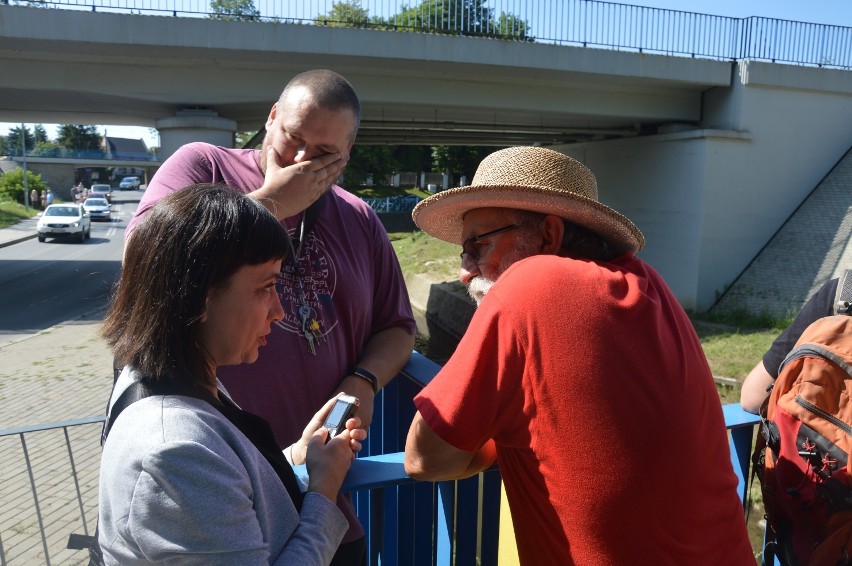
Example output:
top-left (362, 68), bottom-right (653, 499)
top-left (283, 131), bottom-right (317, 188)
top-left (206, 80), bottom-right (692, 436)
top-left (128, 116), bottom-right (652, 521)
top-left (21, 123), bottom-right (30, 211)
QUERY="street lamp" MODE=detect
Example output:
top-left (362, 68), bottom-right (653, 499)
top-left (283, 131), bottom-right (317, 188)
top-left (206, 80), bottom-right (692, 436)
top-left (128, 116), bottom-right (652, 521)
top-left (21, 123), bottom-right (30, 211)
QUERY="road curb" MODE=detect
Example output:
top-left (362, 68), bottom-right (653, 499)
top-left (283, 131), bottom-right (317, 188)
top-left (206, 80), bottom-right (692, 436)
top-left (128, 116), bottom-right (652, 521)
top-left (0, 305), bottom-right (108, 349)
top-left (0, 232), bottom-right (37, 248)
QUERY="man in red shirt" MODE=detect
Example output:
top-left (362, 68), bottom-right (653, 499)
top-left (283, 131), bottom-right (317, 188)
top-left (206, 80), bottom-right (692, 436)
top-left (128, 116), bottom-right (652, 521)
top-left (404, 147), bottom-right (754, 565)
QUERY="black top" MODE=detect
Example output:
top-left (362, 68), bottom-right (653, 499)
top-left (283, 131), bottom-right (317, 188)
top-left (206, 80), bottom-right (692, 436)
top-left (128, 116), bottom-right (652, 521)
top-left (762, 278), bottom-right (839, 378)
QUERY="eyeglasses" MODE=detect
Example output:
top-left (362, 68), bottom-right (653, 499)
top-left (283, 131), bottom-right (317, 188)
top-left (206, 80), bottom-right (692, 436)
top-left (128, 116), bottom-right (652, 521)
top-left (459, 224), bottom-right (519, 265)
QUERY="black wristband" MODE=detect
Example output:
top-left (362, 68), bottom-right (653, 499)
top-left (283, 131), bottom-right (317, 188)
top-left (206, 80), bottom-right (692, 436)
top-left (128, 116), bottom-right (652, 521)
top-left (353, 367), bottom-right (379, 394)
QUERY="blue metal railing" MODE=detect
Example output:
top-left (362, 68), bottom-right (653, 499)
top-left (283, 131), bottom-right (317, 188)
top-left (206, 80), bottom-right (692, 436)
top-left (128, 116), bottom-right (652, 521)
top-left (6, 0), bottom-right (851, 69)
top-left (0, 351), bottom-right (764, 565)
top-left (362, 195), bottom-right (423, 213)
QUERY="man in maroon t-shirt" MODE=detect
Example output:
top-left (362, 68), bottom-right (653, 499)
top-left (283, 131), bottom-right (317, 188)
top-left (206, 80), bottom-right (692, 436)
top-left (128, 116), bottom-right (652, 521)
top-left (126, 70), bottom-right (416, 565)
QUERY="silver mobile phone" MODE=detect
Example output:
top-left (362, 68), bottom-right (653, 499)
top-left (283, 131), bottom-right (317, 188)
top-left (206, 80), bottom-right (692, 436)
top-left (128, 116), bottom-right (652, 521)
top-left (322, 394), bottom-right (360, 439)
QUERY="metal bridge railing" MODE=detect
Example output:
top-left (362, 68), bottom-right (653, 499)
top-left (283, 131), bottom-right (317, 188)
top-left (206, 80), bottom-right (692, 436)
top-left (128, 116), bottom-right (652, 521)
top-left (6, 0), bottom-right (852, 70)
top-left (0, 417), bottom-right (104, 566)
top-left (0, 374), bottom-right (764, 565)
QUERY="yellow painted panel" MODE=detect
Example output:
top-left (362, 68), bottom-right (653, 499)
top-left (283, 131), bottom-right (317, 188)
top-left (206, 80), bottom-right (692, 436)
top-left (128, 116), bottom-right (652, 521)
top-left (497, 481), bottom-right (520, 565)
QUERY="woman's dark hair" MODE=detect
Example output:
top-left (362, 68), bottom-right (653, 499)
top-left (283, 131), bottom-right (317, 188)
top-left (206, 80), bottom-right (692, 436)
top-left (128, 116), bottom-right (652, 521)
top-left (102, 184), bottom-right (290, 386)
top-left (513, 210), bottom-right (617, 261)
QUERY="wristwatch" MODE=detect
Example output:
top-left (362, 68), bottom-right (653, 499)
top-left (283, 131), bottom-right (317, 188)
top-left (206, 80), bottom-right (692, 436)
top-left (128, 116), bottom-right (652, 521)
top-left (352, 367), bottom-right (379, 394)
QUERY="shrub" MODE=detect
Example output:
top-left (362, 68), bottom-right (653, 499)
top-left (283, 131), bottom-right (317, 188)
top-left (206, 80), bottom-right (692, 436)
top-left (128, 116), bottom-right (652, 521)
top-left (0, 168), bottom-right (49, 204)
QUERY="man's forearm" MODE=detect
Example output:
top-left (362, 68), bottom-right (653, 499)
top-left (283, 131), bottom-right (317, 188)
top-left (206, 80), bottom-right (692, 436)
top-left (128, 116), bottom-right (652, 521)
top-left (335, 326), bottom-right (414, 429)
top-left (347, 326), bottom-right (415, 390)
top-left (405, 413), bottom-right (497, 482)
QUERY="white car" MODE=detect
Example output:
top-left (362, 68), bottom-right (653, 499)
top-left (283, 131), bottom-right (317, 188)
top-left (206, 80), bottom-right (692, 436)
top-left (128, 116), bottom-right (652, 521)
top-left (119, 176), bottom-right (141, 190)
top-left (37, 204), bottom-right (91, 243)
top-left (83, 197), bottom-right (111, 221)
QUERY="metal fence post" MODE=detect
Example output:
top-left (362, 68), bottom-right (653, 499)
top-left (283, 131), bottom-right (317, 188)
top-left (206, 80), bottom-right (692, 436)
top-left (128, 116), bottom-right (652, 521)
top-left (20, 435), bottom-right (52, 566)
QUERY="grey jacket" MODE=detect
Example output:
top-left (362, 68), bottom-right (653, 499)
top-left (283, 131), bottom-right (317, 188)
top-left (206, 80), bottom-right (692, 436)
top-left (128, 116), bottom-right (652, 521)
top-left (97, 369), bottom-right (348, 565)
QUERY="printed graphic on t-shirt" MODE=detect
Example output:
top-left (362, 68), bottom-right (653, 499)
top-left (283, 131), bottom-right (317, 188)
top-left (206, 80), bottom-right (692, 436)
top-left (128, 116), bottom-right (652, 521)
top-left (274, 232), bottom-right (338, 337)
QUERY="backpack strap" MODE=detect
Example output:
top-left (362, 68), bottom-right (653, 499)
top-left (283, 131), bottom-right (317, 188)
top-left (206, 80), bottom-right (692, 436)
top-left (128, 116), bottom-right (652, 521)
top-left (76, 376), bottom-right (307, 560)
top-left (835, 269), bottom-right (852, 315)
top-left (103, 376), bottom-right (304, 510)
top-left (101, 378), bottom-right (186, 445)
top-left (76, 378), bottom-right (198, 562)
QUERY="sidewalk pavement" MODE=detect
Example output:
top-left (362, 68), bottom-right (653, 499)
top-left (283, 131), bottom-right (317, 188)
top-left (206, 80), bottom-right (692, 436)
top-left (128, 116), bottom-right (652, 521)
top-left (0, 213), bottom-right (40, 248)
top-left (0, 218), bottom-right (113, 564)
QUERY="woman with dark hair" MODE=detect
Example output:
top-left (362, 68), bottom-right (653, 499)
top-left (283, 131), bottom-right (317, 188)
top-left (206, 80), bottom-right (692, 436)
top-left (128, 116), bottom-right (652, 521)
top-left (97, 183), bottom-right (363, 565)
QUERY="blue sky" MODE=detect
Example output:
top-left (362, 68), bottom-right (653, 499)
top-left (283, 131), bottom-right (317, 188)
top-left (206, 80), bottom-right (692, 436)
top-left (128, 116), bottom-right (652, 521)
top-left (3, 0), bottom-right (850, 146)
top-left (626, 0), bottom-right (852, 27)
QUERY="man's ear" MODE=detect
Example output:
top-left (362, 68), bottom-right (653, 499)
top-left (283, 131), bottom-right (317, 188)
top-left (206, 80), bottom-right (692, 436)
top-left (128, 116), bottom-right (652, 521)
top-left (540, 215), bottom-right (564, 255)
top-left (265, 103), bottom-right (278, 129)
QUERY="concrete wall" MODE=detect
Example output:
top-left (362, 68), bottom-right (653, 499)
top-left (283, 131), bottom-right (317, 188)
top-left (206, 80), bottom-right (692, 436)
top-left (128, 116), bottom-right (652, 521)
top-left (0, 161), bottom-right (76, 200)
top-left (557, 60), bottom-right (852, 312)
top-left (699, 61), bottom-right (852, 306)
top-left (26, 163), bottom-right (78, 200)
top-left (558, 131), bottom-right (742, 311)
top-left (712, 149), bottom-right (852, 318)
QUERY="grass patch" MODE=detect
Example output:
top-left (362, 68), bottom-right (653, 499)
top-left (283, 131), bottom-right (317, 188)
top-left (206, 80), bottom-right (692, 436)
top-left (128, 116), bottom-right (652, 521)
top-left (693, 322), bottom-right (781, 380)
top-left (692, 307), bottom-right (793, 331)
top-left (389, 230), bottom-right (459, 283)
top-left (0, 200), bottom-right (38, 229)
top-left (352, 185), bottom-right (432, 199)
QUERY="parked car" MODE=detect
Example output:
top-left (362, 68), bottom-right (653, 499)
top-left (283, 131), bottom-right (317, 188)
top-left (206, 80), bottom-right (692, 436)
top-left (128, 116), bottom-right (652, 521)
top-left (90, 183), bottom-right (112, 202)
top-left (37, 204), bottom-right (91, 243)
top-left (119, 176), bottom-right (141, 190)
top-left (83, 197), bottom-right (111, 221)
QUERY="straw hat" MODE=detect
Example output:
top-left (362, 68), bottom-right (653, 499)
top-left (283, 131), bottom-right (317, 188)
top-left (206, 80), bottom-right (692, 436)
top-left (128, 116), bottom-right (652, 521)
top-left (412, 146), bottom-right (645, 255)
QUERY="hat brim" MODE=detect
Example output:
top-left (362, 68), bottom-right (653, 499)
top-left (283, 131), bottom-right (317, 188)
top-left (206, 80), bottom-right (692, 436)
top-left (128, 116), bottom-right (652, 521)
top-left (412, 184), bottom-right (645, 255)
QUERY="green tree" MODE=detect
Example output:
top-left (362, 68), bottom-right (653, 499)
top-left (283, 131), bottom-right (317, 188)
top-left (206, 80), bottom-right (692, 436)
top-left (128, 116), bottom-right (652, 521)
top-left (343, 145), bottom-right (397, 187)
top-left (315, 0), bottom-right (383, 27)
top-left (6, 126), bottom-right (35, 156)
top-left (390, 0), bottom-right (528, 38)
top-left (30, 140), bottom-right (63, 157)
top-left (56, 124), bottom-right (102, 152)
top-left (393, 146), bottom-right (432, 173)
top-left (432, 145), bottom-right (493, 181)
top-left (495, 12), bottom-right (530, 40)
top-left (0, 168), bottom-right (49, 204)
top-left (33, 124), bottom-right (49, 144)
top-left (210, 0), bottom-right (260, 21)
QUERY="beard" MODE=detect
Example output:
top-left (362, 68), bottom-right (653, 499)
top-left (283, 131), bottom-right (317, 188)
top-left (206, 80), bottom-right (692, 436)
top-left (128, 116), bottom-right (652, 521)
top-left (466, 276), bottom-right (494, 306)
top-left (466, 238), bottom-right (540, 306)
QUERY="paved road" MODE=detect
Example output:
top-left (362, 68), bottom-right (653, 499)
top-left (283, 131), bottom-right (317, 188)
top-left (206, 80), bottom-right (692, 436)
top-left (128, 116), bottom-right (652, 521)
top-left (0, 191), bottom-right (140, 345)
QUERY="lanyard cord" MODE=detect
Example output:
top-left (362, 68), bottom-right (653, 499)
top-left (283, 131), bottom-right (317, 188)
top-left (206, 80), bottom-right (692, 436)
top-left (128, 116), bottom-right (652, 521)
top-left (287, 213), bottom-right (310, 309)
top-left (284, 196), bottom-right (326, 355)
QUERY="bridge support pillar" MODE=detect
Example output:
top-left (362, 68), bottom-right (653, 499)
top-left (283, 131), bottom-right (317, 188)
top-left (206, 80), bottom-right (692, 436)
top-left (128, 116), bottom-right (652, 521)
top-left (155, 109), bottom-right (237, 161)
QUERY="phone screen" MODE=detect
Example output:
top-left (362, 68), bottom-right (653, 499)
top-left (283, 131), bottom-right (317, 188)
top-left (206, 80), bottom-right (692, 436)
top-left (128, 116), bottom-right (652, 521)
top-left (326, 400), bottom-right (350, 427)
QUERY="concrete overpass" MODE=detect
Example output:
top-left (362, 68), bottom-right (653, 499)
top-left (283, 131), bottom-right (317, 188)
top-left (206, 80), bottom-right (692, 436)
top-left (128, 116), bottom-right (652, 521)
top-left (1, 4), bottom-right (850, 314)
top-left (0, 4), bottom-right (731, 154)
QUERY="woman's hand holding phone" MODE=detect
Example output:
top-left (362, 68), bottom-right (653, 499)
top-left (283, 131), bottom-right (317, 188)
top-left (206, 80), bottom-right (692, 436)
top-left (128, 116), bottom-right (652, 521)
top-left (296, 394), bottom-right (367, 501)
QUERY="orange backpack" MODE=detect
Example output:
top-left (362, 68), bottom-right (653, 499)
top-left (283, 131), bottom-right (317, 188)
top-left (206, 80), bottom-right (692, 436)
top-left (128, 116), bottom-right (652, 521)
top-left (756, 272), bottom-right (852, 565)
